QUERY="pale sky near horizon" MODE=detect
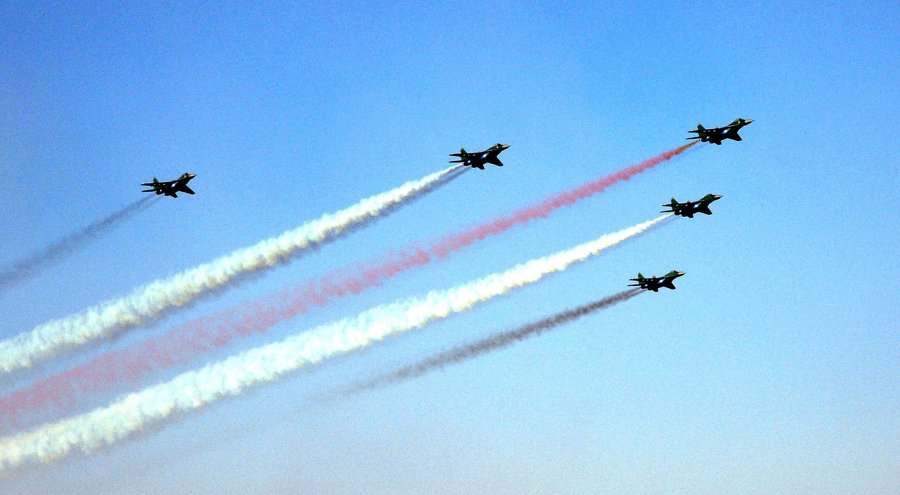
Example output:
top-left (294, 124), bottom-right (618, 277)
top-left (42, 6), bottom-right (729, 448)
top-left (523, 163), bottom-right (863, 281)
top-left (1, 2), bottom-right (897, 493)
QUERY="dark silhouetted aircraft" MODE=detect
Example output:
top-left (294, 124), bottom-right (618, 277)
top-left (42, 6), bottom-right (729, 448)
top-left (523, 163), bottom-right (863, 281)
top-left (141, 173), bottom-right (197, 198)
top-left (687, 118), bottom-right (753, 145)
top-left (629, 271), bottom-right (685, 292)
top-left (449, 144), bottom-right (509, 170)
top-left (661, 194), bottom-right (722, 218)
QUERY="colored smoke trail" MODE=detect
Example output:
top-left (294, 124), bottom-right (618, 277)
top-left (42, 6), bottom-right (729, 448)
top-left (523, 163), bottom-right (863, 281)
top-left (0, 197), bottom-right (157, 295)
top-left (332, 289), bottom-right (641, 398)
top-left (431, 142), bottom-right (696, 255)
top-left (0, 216), bottom-right (670, 474)
top-left (0, 143), bottom-right (694, 423)
top-left (0, 166), bottom-right (462, 375)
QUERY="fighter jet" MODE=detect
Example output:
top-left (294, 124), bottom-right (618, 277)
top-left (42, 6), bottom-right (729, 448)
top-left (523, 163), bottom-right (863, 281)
top-left (449, 143), bottom-right (510, 170)
top-left (628, 271), bottom-right (685, 292)
top-left (687, 118), bottom-right (753, 145)
top-left (141, 173), bottom-right (197, 198)
top-left (661, 194), bottom-right (722, 218)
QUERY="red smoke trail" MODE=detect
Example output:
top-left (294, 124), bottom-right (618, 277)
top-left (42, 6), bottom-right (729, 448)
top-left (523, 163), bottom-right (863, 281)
top-left (0, 142), bottom-right (695, 426)
top-left (431, 142), bottom-right (696, 256)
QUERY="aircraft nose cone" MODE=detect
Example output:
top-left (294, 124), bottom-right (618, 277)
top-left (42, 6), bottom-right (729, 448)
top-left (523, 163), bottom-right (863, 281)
top-left (712, 194), bottom-right (722, 200)
top-left (500, 144), bottom-right (510, 150)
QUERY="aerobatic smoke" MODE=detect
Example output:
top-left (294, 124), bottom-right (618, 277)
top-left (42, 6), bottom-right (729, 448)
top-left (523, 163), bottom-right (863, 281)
top-left (431, 142), bottom-right (695, 255)
top-left (0, 197), bottom-right (157, 295)
top-left (0, 166), bottom-right (463, 375)
top-left (0, 144), bottom-right (695, 423)
top-left (333, 289), bottom-right (641, 398)
top-left (0, 215), bottom-right (669, 473)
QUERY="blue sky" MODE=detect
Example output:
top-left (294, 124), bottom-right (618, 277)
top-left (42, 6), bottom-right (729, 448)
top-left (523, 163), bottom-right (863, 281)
top-left (1, 2), bottom-right (897, 493)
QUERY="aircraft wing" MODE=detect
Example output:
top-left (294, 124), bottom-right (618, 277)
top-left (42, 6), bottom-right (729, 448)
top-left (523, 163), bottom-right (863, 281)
top-left (180, 185), bottom-right (196, 195)
top-left (485, 156), bottom-right (504, 167)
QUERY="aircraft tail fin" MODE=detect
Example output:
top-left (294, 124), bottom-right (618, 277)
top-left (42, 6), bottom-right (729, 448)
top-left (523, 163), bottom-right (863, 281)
top-left (661, 198), bottom-right (678, 213)
top-left (687, 124), bottom-right (706, 140)
top-left (141, 177), bottom-right (161, 189)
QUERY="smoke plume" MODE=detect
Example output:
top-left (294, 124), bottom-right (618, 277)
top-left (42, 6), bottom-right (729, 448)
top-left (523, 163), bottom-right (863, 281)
top-left (0, 144), bottom-right (694, 422)
top-left (0, 166), bottom-right (462, 374)
top-left (334, 289), bottom-right (641, 397)
top-left (0, 197), bottom-right (157, 295)
top-left (0, 216), bottom-right (669, 473)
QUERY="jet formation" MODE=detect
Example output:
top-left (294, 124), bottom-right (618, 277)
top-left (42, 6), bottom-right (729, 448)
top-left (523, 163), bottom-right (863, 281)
top-left (138, 118), bottom-right (751, 294)
top-left (141, 173), bottom-right (197, 198)
top-left (629, 271), bottom-right (685, 292)
top-left (687, 118), bottom-right (753, 145)
top-left (449, 144), bottom-right (510, 170)
top-left (661, 194), bottom-right (722, 218)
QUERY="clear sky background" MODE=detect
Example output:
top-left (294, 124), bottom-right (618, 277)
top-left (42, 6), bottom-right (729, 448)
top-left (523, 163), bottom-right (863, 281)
top-left (1, 2), bottom-right (897, 493)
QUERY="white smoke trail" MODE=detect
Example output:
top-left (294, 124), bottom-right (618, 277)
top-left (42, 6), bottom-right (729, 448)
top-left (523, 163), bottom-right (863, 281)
top-left (0, 215), bottom-right (669, 473)
top-left (0, 166), bottom-right (461, 375)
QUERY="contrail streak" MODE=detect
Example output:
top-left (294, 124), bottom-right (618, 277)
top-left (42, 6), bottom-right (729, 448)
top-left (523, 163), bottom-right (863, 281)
top-left (0, 144), bottom-right (694, 423)
top-left (0, 166), bottom-right (463, 375)
top-left (0, 197), bottom-right (157, 295)
top-left (333, 289), bottom-right (641, 398)
top-left (0, 215), bottom-right (670, 473)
